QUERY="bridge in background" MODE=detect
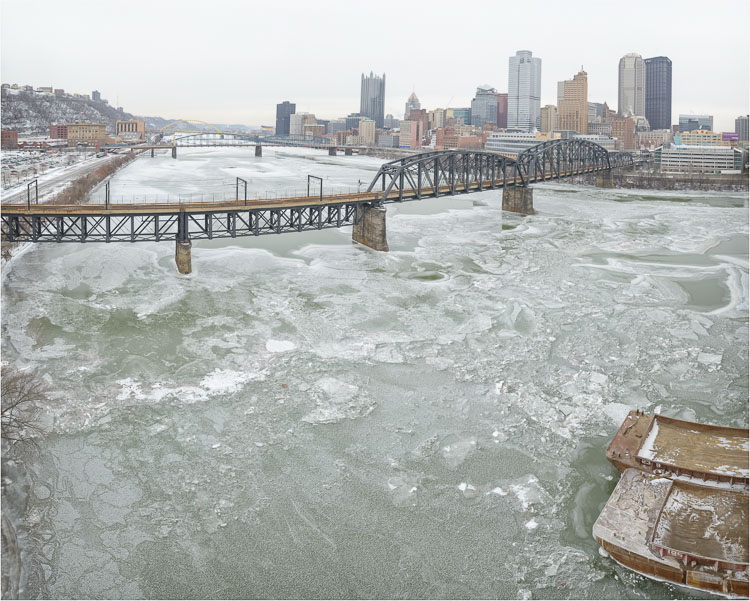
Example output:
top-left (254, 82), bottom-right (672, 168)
top-left (2, 140), bottom-right (634, 274)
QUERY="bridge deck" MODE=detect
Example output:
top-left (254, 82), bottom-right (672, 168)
top-left (1, 169), bottom-right (589, 216)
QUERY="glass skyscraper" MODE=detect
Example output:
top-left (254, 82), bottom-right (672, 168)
top-left (645, 56), bottom-right (672, 130)
top-left (360, 72), bottom-right (386, 129)
top-left (470, 86), bottom-right (498, 127)
top-left (275, 101), bottom-right (295, 136)
top-left (508, 50), bottom-right (542, 132)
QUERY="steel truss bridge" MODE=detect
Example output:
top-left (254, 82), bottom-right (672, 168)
top-left (144, 132), bottom-right (338, 150)
top-left (2, 140), bottom-right (633, 246)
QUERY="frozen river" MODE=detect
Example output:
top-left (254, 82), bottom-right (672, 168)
top-left (2, 148), bottom-right (748, 599)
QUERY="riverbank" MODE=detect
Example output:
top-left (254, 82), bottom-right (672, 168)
top-left (570, 170), bottom-right (748, 191)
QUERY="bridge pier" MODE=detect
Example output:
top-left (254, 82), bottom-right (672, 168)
top-left (502, 186), bottom-right (535, 215)
top-left (175, 237), bottom-right (192, 274)
top-left (596, 171), bottom-right (615, 188)
top-left (255, 145), bottom-right (262, 157)
top-left (352, 205), bottom-right (389, 252)
top-left (328, 147), bottom-right (337, 156)
top-left (171, 146), bottom-right (177, 159)
top-left (344, 148), bottom-right (353, 156)
top-left (151, 148), bottom-right (154, 158)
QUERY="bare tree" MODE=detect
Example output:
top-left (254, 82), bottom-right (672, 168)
top-left (1, 368), bottom-right (48, 446)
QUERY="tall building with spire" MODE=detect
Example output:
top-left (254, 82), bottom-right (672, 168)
top-left (360, 72), bottom-right (385, 129)
top-left (618, 53), bottom-right (645, 116)
top-left (644, 56), bottom-right (672, 131)
top-left (404, 92), bottom-right (420, 120)
top-left (557, 70), bottom-right (588, 134)
top-left (508, 50), bottom-right (542, 132)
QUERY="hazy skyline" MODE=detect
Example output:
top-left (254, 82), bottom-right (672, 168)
top-left (1, 0), bottom-right (748, 132)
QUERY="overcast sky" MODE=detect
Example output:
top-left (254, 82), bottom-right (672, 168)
top-left (2, 0), bottom-right (748, 131)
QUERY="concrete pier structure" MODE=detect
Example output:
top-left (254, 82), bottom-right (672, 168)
top-left (596, 171), bottom-right (615, 188)
top-left (502, 186), bottom-right (535, 215)
top-left (328, 147), bottom-right (337, 156)
top-left (345, 148), bottom-right (353, 156)
top-left (171, 146), bottom-right (177, 159)
top-left (352, 205), bottom-right (389, 251)
top-left (255, 145), bottom-right (262, 157)
top-left (175, 238), bottom-right (192, 274)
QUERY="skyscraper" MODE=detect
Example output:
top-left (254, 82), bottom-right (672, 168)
top-left (618, 53), bottom-right (645, 116)
top-left (275, 101), bottom-right (296, 135)
top-left (360, 72), bottom-right (385, 129)
top-left (508, 50), bottom-right (542, 132)
top-left (644, 56), bottom-right (672, 130)
top-left (540, 105), bottom-right (557, 133)
top-left (736, 115), bottom-right (749, 142)
top-left (404, 92), bottom-right (420, 120)
top-left (470, 86), bottom-right (498, 127)
top-left (557, 71), bottom-right (588, 134)
top-left (497, 93), bottom-right (508, 129)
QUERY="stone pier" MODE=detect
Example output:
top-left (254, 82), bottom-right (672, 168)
top-left (171, 146), bottom-right (177, 159)
top-left (344, 148), bottom-right (353, 156)
top-left (352, 205), bottom-right (389, 251)
top-left (175, 238), bottom-right (192, 274)
top-left (151, 148), bottom-right (155, 158)
top-left (502, 186), bottom-right (535, 215)
top-left (328, 147), bottom-right (337, 156)
top-left (596, 171), bottom-right (615, 188)
top-left (255, 145), bottom-right (262, 157)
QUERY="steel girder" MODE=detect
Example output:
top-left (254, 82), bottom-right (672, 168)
top-left (366, 150), bottom-right (517, 205)
top-left (0, 202), bottom-right (364, 244)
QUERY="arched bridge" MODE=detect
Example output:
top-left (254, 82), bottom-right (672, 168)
top-left (2, 141), bottom-right (634, 274)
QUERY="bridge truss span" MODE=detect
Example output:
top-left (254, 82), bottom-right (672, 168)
top-left (366, 141), bottom-right (634, 205)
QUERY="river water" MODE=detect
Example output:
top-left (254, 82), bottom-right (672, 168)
top-left (2, 148), bottom-right (748, 599)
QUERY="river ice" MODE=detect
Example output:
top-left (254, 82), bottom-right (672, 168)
top-left (1, 147), bottom-right (748, 599)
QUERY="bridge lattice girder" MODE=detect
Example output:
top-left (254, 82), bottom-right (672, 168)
top-left (366, 141), bottom-right (634, 204)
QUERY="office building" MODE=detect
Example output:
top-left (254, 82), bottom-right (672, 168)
top-left (384, 114), bottom-right (400, 130)
top-left (275, 101), bottom-right (296, 135)
top-left (328, 119), bottom-right (347, 136)
top-left (508, 50), bottom-right (542, 132)
top-left (572, 134), bottom-right (617, 151)
top-left (638, 129), bottom-right (674, 150)
top-left (428, 109), bottom-right (446, 130)
top-left (734, 115), bottom-right (749, 142)
top-left (360, 72), bottom-right (385, 128)
top-left (655, 144), bottom-right (744, 173)
top-left (404, 92), bottom-right (420, 120)
top-left (557, 71), bottom-right (588, 134)
top-left (497, 93), bottom-right (508, 129)
top-left (358, 118), bottom-right (376, 146)
top-left (289, 112), bottom-right (316, 136)
top-left (399, 120), bottom-right (422, 149)
top-left (345, 113), bottom-right (362, 131)
top-left (679, 114), bottom-right (713, 132)
top-left (67, 122), bottom-right (107, 145)
top-left (486, 131), bottom-right (550, 155)
top-left (540, 105), bottom-right (557, 133)
top-left (644, 56), bottom-right (672, 131)
top-left (618, 53), bottom-right (645, 116)
top-left (377, 133), bottom-right (399, 148)
top-left (451, 108), bottom-right (471, 126)
top-left (92, 90), bottom-right (101, 102)
top-left (471, 86), bottom-right (498, 127)
top-left (49, 123), bottom-right (68, 139)
top-left (1, 130), bottom-right (18, 149)
top-left (408, 109), bottom-right (429, 138)
top-left (675, 130), bottom-right (725, 146)
top-left (610, 115), bottom-right (636, 151)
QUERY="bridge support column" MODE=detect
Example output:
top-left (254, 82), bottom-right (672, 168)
top-left (175, 238), bottom-right (192, 274)
top-left (151, 148), bottom-right (154, 158)
top-left (596, 171), bottom-right (615, 188)
top-left (344, 148), bottom-right (353, 156)
top-left (255, 145), bottom-right (262, 157)
top-left (352, 205), bottom-right (389, 252)
top-left (502, 186), bottom-right (535, 215)
top-left (328, 147), bottom-right (337, 156)
top-left (171, 146), bottom-right (177, 159)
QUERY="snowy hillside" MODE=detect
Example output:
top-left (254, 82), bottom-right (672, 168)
top-left (1, 89), bottom-right (258, 135)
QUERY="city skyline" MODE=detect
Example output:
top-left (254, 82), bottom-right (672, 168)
top-left (1, 0), bottom-right (748, 132)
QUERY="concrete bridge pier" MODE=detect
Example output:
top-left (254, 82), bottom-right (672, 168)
top-left (596, 171), bottom-right (615, 188)
top-left (175, 237), bottom-right (192, 274)
top-left (151, 148), bottom-right (155, 158)
top-left (255, 145), bottom-right (262, 157)
top-left (328, 147), bottom-right (337, 156)
top-left (352, 205), bottom-right (389, 251)
top-left (344, 148), bottom-right (353, 156)
top-left (502, 186), bottom-right (535, 215)
top-left (171, 146), bottom-right (177, 159)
